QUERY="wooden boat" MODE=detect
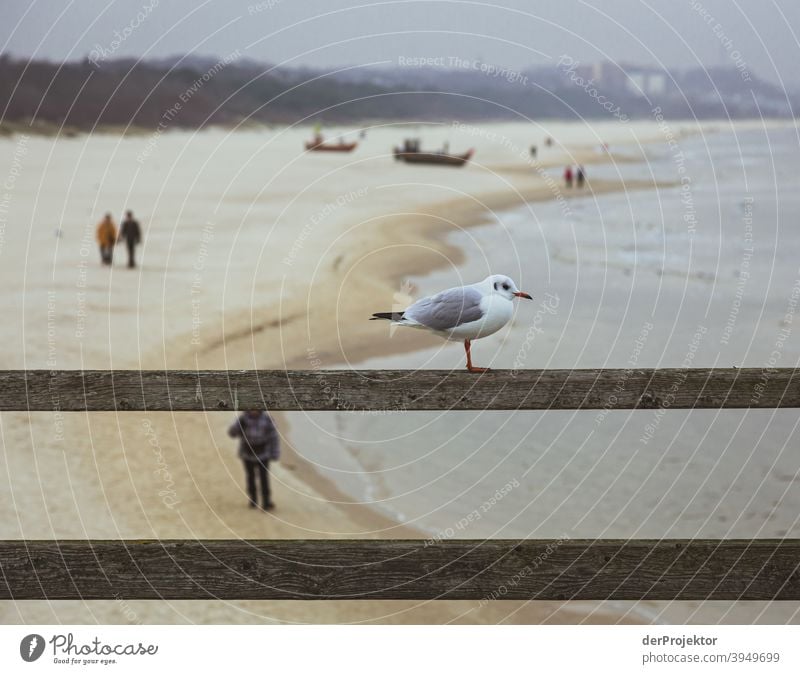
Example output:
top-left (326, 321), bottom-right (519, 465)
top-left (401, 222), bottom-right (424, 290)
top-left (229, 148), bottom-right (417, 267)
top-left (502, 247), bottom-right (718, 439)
top-left (305, 136), bottom-right (358, 152)
top-left (393, 140), bottom-right (473, 166)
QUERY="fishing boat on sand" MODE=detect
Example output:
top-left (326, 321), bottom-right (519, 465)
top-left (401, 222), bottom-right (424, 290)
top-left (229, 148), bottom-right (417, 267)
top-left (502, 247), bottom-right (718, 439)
top-left (393, 139), bottom-right (474, 166)
top-left (305, 134), bottom-right (358, 152)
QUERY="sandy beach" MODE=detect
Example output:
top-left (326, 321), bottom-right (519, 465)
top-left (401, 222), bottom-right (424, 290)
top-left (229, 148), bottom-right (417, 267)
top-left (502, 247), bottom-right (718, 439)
top-left (0, 118), bottom-right (793, 624)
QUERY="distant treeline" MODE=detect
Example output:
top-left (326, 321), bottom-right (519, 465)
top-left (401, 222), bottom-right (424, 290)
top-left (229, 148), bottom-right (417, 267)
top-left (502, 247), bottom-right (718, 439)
top-left (0, 55), bottom-right (513, 130)
top-left (0, 54), bottom-right (794, 132)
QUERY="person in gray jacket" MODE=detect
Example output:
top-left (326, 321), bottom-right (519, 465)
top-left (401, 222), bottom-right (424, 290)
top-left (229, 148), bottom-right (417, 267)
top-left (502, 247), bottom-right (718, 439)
top-left (228, 410), bottom-right (280, 510)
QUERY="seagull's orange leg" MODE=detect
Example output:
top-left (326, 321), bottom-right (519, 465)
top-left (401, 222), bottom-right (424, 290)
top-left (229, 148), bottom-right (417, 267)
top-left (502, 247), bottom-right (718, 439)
top-left (464, 339), bottom-right (489, 373)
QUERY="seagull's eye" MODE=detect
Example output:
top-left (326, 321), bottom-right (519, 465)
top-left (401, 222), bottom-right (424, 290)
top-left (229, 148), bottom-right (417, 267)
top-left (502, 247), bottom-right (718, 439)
top-left (502, 283), bottom-right (509, 290)
top-left (494, 282), bottom-right (498, 290)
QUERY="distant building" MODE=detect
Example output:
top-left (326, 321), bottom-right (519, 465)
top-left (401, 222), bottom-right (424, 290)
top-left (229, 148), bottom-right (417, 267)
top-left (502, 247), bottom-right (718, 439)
top-left (570, 61), bottom-right (671, 99)
top-left (575, 61), bottom-right (629, 91)
top-left (624, 66), bottom-right (669, 97)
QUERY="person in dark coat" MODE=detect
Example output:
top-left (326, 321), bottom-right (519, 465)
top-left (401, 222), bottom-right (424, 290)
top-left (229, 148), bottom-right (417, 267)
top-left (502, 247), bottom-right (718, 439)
top-left (118, 210), bottom-right (142, 268)
top-left (576, 165), bottom-right (586, 188)
top-left (228, 410), bottom-right (280, 510)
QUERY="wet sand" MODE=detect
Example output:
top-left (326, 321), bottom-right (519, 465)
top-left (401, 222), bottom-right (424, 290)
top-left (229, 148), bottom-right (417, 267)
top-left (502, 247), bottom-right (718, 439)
top-left (0, 119), bottom-right (707, 623)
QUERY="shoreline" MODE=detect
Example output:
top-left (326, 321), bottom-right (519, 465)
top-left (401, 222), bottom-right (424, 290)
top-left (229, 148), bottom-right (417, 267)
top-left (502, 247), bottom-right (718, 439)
top-left (0, 116), bottom-right (791, 140)
top-left (216, 166), bottom-right (671, 532)
top-left (1, 120), bottom-right (680, 623)
top-left (126, 149), bottom-right (664, 624)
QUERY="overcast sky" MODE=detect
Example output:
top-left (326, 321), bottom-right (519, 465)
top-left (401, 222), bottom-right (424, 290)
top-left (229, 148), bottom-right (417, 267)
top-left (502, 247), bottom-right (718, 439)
top-left (3, 0), bottom-right (799, 86)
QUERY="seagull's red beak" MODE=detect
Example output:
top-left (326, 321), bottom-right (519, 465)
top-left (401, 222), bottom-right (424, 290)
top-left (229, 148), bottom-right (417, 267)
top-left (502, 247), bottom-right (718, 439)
top-left (514, 291), bottom-right (533, 300)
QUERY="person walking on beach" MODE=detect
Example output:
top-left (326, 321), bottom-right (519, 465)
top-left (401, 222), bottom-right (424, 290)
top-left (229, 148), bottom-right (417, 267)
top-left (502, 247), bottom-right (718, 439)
top-left (95, 213), bottom-right (117, 265)
top-left (228, 410), bottom-right (280, 511)
top-left (564, 165), bottom-right (573, 188)
top-left (118, 210), bottom-right (142, 268)
top-left (576, 165), bottom-right (586, 188)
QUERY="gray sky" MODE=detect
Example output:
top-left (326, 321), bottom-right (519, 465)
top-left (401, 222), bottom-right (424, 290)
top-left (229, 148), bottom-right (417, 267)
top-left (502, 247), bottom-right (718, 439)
top-left (3, 0), bottom-right (799, 86)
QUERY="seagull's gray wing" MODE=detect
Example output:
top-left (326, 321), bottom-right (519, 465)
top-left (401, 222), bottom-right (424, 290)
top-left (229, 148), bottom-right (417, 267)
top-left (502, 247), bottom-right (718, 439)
top-left (404, 286), bottom-right (485, 331)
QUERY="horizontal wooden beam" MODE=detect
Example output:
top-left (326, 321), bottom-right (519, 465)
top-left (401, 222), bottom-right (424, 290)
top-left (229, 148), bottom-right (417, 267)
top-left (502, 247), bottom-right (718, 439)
top-left (0, 368), bottom-right (798, 411)
top-left (1, 539), bottom-right (798, 600)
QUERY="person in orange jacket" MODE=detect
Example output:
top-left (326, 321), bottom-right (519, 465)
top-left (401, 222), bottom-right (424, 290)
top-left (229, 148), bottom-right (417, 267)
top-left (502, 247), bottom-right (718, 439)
top-left (95, 213), bottom-right (117, 265)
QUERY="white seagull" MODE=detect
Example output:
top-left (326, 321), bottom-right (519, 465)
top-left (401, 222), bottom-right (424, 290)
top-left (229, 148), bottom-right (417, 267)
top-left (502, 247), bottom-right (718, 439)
top-left (371, 274), bottom-right (532, 372)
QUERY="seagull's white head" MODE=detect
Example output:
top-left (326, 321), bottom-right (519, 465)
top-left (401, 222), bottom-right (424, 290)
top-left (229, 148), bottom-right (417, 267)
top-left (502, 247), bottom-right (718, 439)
top-left (482, 274), bottom-right (533, 301)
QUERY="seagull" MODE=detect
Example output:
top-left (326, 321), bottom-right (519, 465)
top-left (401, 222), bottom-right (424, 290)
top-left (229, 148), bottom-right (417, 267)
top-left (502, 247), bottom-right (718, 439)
top-left (371, 274), bottom-right (532, 372)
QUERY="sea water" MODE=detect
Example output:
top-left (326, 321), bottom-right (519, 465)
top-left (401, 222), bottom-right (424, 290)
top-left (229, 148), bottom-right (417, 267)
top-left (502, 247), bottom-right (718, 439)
top-left (291, 123), bottom-right (800, 623)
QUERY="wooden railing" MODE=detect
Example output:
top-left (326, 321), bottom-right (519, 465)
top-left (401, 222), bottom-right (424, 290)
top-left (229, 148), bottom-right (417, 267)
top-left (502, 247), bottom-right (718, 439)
top-left (1, 368), bottom-right (799, 601)
top-left (2, 368), bottom-right (798, 410)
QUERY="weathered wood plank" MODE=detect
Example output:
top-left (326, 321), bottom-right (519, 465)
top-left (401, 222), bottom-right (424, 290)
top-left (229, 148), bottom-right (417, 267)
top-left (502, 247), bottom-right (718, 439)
top-left (0, 368), bottom-right (797, 411)
top-left (1, 539), bottom-right (798, 600)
